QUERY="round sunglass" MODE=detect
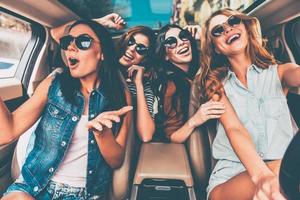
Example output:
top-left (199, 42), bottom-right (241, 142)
top-left (59, 34), bottom-right (99, 50)
top-left (127, 36), bottom-right (149, 56)
top-left (163, 29), bottom-right (191, 49)
top-left (211, 15), bottom-right (242, 37)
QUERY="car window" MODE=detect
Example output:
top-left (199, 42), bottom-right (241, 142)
top-left (174, 0), bottom-right (261, 27)
top-left (59, 0), bottom-right (173, 30)
top-left (0, 11), bottom-right (31, 78)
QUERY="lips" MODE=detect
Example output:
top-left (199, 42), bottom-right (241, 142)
top-left (178, 47), bottom-right (189, 55)
top-left (68, 57), bottom-right (79, 68)
top-left (124, 51), bottom-right (134, 60)
top-left (226, 33), bottom-right (241, 44)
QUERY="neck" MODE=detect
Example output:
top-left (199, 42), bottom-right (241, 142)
top-left (173, 63), bottom-right (189, 73)
top-left (80, 74), bottom-right (99, 95)
top-left (227, 51), bottom-right (252, 79)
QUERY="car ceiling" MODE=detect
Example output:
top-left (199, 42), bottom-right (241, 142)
top-left (0, 0), bottom-right (299, 31)
top-left (0, 0), bottom-right (79, 27)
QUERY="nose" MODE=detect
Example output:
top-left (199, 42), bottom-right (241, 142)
top-left (177, 37), bottom-right (185, 46)
top-left (223, 24), bottom-right (233, 35)
top-left (128, 44), bottom-right (136, 52)
top-left (67, 40), bottom-right (78, 52)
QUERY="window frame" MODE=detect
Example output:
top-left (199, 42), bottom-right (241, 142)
top-left (0, 7), bottom-right (45, 102)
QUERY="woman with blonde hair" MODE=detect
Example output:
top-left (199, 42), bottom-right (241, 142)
top-left (192, 8), bottom-right (300, 199)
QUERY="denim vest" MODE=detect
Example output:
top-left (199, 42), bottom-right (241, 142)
top-left (21, 74), bottom-right (113, 198)
top-left (213, 64), bottom-right (294, 161)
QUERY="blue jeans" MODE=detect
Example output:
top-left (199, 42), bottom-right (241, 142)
top-left (4, 180), bottom-right (104, 200)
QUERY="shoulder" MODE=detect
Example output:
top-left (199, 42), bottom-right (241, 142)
top-left (277, 62), bottom-right (299, 80)
top-left (165, 80), bottom-right (176, 97)
top-left (32, 75), bottom-right (55, 100)
top-left (278, 62), bottom-right (299, 71)
top-left (34, 69), bottom-right (63, 97)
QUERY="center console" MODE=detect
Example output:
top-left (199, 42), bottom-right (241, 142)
top-left (130, 142), bottom-right (196, 200)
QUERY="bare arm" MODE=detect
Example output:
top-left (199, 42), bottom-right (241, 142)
top-left (87, 91), bottom-right (133, 169)
top-left (0, 76), bottom-right (53, 145)
top-left (219, 94), bottom-right (273, 179)
top-left (128, 65), bottom-right (155, 142)
top-left (278, 63), bottom-right (300, 88)
top-left (169, 100), bottom-right (225, 143)
top-left (50, 13), bottom-right (125, 43)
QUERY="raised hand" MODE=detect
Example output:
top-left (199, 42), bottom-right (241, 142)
top-left (188, 100), bottom-right (225, 128)
top-left (94, 13), bottom-right (125, 30)
top-left (86, 106), bottom-right (133, 134)
top-left (184, 25), bottom-right (201, 40)
top-left (127, 65), bottom-right (145, 86)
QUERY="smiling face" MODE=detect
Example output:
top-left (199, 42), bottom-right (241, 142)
top-left (164, 27), bottom-right (192, 71)
top-left (209, 14), bottom-right (248, 57)
top-left (119, 33), bottom-right (150, 68)
top-left (63, 24), bottom-right (102, 79)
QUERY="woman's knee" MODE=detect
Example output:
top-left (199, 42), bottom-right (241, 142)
top-left (1, 192), bottom-right (34, 200)
top-left (208, 186), bottom-right (222, 200)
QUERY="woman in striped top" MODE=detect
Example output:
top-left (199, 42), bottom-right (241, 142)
top-left (117, 26), bottom-right (157, 142)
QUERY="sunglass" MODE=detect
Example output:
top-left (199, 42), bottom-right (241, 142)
top-left (211, 15), bottom-right (242, 37)
top-left (59, 34), bottom-right (98, 50)
top-left (127, 36), bottom-right (149, 56)
top-left (163, 29), bottom-right (191, 49)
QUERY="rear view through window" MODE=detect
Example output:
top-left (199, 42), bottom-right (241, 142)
top-left (0, 11), bottom-right (31, 78)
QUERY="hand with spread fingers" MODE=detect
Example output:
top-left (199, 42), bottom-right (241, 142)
top-left (184, 25), bottom-right (201, 40)
top-left (188, 100), bottom-right (225, 128)
top-left (252, 174), bottom-right (287, 200)
top-left (127, 65), bottom-right (145, 86)
top-left (86, 106), bottom-right (133, 134)
top-left (94, 13), bottom-right (126, 30)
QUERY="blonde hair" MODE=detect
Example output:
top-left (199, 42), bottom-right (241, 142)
top-left (194, 8), bottom-right (276, 106)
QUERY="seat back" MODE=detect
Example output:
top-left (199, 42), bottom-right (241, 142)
top-left (186, 83), bottom-right (215, 198)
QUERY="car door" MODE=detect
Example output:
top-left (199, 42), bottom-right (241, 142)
top-left (0, 7), bottom-right (48, 195)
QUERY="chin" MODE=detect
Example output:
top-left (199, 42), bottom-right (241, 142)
top-left (119, 58), bottom-right (130, 67)
top-left (69, 72), bottom-right (81, 78)
top-left (182, 56), bottom-right (192, 63)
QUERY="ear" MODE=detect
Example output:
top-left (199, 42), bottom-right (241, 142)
top-left (97, 53), bottom-right (104, 60)
top-left (165, 54), bottom-right (169, 61)
top-left (214, 47), bottom-right (221, 54)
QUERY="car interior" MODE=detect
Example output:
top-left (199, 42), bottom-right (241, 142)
top-left (0, 0), bottom-right (299, 199)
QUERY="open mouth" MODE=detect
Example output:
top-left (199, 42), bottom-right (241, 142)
top-left (177, 47), bottom-right (189, 55)
top-left (68, 57), bottom-right (79, 66)
top-left (226, 33), bottom-right (241, 44)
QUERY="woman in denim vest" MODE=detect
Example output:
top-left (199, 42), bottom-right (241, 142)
top-left (192, 8), bottom-right (300, 199)
top-left (0, 20), bottom-right (132, 200)
top-left (154, 24), bottom-right (225, 143)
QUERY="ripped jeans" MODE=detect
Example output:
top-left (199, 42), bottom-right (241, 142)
top-left (4, 180), bottom-right (104, 200)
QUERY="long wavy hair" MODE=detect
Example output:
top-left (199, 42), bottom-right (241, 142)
top-left (194, 8), bottom-right (276, 107)
top-left (117, 26), bottom-right (157, 74)
top-left (155, 24), bottom-right (200, 122)
top-left (60, 20), bottom-right (126, 111)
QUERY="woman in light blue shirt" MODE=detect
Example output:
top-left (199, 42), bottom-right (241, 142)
top-left (192, 8), bottom-right (300, 200)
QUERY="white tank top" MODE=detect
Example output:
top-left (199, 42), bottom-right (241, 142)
top-left (51, 115), bottom-right (89, 187)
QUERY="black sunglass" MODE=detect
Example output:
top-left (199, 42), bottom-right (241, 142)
top-left (211, 15), bottom-right (242, 37)
top-left (59, 34), bottom-right (97, 50)
top-left (163, 29), bottom-right (191, 49)
top-left (127, 37), bottom-right (149, 56)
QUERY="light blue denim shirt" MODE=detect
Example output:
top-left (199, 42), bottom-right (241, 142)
top-left (212, 64), bottom-right (294, 162)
